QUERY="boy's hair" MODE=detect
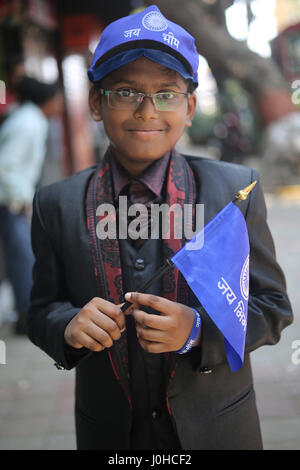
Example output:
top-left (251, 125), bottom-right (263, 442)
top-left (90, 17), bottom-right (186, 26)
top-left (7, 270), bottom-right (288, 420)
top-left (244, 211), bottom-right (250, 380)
top-left (184, 79), bottom-right (197, 94)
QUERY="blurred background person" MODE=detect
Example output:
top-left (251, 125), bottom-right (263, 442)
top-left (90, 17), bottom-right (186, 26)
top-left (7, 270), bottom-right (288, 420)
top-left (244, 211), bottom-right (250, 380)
top-left (0, 76), bottom-right (64, 334)
top-left (0, 54), bottom-right (25, 126)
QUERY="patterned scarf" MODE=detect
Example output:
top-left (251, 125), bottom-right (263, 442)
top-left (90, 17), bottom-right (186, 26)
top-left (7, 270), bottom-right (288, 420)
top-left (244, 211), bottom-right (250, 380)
top-left (86, 148), bottom-right (196, 408)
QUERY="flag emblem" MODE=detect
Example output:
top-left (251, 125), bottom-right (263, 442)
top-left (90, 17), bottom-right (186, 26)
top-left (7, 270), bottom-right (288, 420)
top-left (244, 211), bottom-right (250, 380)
top-left (240, 254), bottom-right (249, 301)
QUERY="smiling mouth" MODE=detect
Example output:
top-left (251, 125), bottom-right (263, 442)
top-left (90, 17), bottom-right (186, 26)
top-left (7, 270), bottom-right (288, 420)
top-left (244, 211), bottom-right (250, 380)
top-left (129, 130), bottom-right (164, 142)
top-left (128, 129), bottom-right (165, 138)
top-left (128, 129), bottom-right (164, 132)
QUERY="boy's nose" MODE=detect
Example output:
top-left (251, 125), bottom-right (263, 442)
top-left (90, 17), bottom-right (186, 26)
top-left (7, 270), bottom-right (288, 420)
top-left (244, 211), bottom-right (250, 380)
top-left (134, 95), bottom-right (158, 119)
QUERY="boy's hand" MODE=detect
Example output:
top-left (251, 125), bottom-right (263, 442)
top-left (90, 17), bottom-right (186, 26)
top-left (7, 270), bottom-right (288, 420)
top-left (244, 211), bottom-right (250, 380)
top-left (64, 297), bottom-right (126, 352)
top-left (124, 292), bottom-right (201, 353)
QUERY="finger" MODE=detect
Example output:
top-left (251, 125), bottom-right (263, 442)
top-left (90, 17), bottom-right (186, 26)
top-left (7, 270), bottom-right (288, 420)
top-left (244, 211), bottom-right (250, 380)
top-left (84, 322), bottom-right (114, 349)
top-left (132, 308), bottom-right (169, 331)
top-left (125, 292), bottom-right (180, 316)
top-left (136, 323), bottom-right (167, 343)
top-left (89, 307), bottom-right (122, 341)
top-left (76, 331), bottom-right (105, 352)
top-left (137, 338), bottom-right (169, 354)
top-left (90, 297), bottom-right (126, 330)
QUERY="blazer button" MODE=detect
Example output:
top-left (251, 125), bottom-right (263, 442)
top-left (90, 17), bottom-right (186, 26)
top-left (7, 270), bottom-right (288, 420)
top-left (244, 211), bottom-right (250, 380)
top-left (54, 362), bottom-right (65, 370)
top-left (152, 409), bottom-right (161, 420)
top-left (199, 367), bottom-right (212, 375)
top-left (134, 258), bottom-right (145, 270)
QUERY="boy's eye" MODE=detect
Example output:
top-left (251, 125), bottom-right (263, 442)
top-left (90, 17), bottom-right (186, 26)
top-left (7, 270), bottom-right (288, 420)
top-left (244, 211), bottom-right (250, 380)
top-left (116, 89), bottom-right (136, 98)
top-left (157, 92), bottom-right (176, 100)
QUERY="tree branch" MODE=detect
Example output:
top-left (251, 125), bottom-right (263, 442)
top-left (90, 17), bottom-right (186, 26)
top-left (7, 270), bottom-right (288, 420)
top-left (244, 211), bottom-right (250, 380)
top-left (144, 0), bottom-right (288, 94)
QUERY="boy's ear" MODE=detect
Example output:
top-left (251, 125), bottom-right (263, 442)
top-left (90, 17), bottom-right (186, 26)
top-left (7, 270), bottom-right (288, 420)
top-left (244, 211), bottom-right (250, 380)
top-left (185, 93), bottom-right (197, 128)
top-left (88, 86), bottom-right (102, 122)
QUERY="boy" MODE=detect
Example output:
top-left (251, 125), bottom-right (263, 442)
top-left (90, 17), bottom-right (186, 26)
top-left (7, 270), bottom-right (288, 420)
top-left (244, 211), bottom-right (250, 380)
top-left (28, 6), bottom-right (293, 450)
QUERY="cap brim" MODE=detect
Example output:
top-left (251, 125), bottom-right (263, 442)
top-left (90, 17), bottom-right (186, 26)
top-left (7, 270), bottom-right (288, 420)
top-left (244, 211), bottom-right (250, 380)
top-left (88, 41), bottom-right (198, 86)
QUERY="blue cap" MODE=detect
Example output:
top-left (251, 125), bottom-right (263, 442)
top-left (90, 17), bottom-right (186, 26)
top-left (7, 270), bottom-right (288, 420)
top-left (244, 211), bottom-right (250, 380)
top-left (88, 5), bottom-right (199, 87)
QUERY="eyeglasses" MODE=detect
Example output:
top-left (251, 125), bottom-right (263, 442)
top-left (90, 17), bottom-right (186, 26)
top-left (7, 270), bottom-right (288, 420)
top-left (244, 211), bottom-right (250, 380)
top-left (98, 88), bottom-right (190, 111)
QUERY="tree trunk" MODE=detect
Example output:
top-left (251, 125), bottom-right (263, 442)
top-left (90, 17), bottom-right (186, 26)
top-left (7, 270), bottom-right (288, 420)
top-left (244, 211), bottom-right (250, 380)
top-left (144, 0), bottom-right (295, 126)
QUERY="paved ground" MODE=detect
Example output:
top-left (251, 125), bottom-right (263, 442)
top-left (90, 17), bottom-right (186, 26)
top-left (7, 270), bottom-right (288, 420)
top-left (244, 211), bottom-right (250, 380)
top-left (0, 192), bottom-right (299, 450)
top-left (250, 193), bottom-right (300, 450)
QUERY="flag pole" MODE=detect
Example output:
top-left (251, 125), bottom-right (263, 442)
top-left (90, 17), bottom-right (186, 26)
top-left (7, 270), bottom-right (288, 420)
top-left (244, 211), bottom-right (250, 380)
top-left (232, 181), bottom-right (257, 204)
top-left (121, 258), bottom-right (174, 311)
top-left (121, 181), bottom-right (257, 312)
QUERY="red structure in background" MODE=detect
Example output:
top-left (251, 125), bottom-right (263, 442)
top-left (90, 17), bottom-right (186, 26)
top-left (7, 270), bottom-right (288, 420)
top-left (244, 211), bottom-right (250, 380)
top-left (57, 13), bottom-right (104, 174)
top-left (271, 22), bottom-right (300, 83)
top-left (53, 0), bottom-right (132, 174)
top-left (0, 0), bottom-right (133, 176)
top-left (61, 14), bottom-right (103, 50)
top-left (255, 22), bottom-right (300, 127)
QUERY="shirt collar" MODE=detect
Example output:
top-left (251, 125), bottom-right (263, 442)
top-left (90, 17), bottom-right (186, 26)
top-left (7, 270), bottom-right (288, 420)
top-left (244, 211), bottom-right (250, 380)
top-left (109, 148), bottom-right (171, 200)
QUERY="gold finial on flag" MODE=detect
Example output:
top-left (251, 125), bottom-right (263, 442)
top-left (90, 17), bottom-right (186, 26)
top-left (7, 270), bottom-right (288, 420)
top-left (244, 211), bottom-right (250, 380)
top-left (234, 181), bottom-right (257, 202)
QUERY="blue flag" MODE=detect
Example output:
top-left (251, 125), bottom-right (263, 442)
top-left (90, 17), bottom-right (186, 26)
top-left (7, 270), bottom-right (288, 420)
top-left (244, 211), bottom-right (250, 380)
top-left (171, 202), bottom-right (250, 372)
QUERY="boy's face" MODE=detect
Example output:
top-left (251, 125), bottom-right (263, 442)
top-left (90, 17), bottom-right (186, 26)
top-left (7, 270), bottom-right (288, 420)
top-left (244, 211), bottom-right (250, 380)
top-left (89, 57), bottom-right (196, 175)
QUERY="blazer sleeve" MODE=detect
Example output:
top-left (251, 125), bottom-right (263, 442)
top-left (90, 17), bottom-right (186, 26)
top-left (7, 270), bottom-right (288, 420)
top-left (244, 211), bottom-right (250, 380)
top-left (244, 172), bottom-right (293, 351)
top-left (189, 171), bottom-right (293, 370)
top-left (27, 190), bottom-right (89, 370)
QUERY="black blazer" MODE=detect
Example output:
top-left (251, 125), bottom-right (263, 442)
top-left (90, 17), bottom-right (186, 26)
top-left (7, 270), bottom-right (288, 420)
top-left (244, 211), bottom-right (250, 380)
top-left (28, 155), bottom-right (293, 450)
